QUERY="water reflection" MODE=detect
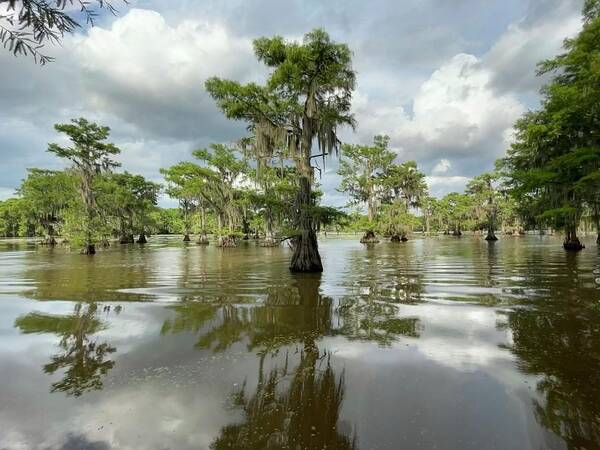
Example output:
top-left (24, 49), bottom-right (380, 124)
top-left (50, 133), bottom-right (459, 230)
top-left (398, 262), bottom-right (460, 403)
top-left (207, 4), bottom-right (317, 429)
top-left (211, 345), bottom-right (356, 450)
top-left (501, 297), bottom-right (600, 448)
top-left (2, 236), bottom-right (600, 449)
top-left (14, 303), bottom-right (116, 397)
top-left (162, 271), bottom-right (421, 354)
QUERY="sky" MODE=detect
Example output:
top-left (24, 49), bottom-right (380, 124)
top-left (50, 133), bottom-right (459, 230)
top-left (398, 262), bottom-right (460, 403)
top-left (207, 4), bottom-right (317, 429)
top-left (0, 0), bottom-right (586, 207)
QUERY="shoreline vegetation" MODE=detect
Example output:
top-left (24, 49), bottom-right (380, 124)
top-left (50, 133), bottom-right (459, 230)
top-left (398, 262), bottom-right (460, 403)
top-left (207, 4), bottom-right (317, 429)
top-left (1, 2), bottom-right (600, 266)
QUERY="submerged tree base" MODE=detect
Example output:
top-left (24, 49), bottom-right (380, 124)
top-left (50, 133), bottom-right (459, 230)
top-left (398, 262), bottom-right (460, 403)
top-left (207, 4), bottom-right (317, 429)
top-left (120, 234), bottom-right (134, 244)
top-left (137, 234), bottom-right (147, 244)
top-left (40, 237), bottom-right (57, 245)
top-left (197, 233), bottom-right (210, 245)
top-left (360, 230), bottom-right (379, 244)
top-left (183, 234), bottom-right (191, 242)
top-left (82, 244), bottom-right (96, 255)
top-left (217, 235), bottom-right (237, 247)
top-left (290, 231), bottom-right (323, 273)
top-left (452, 230), bottom-right (462, 237)
top-left (485, 231), bottom-right (498, 241)
top-left (261, 237), bottom-right (280, 247)
top-left (563, 238), bottom-right (585, 251)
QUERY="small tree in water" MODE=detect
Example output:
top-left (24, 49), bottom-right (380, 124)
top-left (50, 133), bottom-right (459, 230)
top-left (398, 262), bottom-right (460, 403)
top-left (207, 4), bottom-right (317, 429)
top-left (206, 29), bottom-right (356, 272)
top-left (338, 135), bottom-right (395, 243)
top-left (382, 161), bottom-right (428, 241)
top-left (467, 172), bottom-right (500, 241)
top-left (17, 168), bottom-right (76, 244)
top-left (48, 118), bottom-right (121, 254)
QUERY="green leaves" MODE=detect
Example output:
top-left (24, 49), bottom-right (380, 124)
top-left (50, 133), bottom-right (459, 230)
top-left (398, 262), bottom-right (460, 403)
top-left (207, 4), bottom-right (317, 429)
top-left (337, 135), bottom-right (395, 223)
top-left (501, 2), bottom-right (600, 235)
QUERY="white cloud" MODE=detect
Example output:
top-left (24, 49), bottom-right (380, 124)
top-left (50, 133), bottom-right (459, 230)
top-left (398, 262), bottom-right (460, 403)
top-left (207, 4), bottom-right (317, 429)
top-left (73, 8), bottom-right (258, 140)
top-left (485, 1), bottom-right (582, 95)
top-left (0, 0), bottom-right (586, 203)
top-left (432, 159), bottom-right (451, 174)
top-left (352, 52), bottom-right (524, 198)
top-left (394, 54), bottom-right (524, 159)
top-left (425, 175), bottom-right (470, 197)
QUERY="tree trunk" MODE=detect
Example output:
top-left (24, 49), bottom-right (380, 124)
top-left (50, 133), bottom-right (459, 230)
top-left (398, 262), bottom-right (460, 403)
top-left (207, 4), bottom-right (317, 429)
top-left (290, 177), bottom-right (322, 272)
top-left (597, 232), bottom-right (600, 245)
top-left (360, 230), bottom-right (379, 244)
top-left (197, 230), bottom-right (209, 245)
top-left (563, 228), bottom-right (584, 251)
top-left (217, 235), bottom-right (237, 247)
top-left (261, 220), bottom-right (279, 247)
top-left (183, 234), bottom-right (191, 242)
top-left (120, 234), bottom-right (134, 244)
top-left (242, 214), bottom-right (250, 240)
top-left (137, 233), bottom-right (147, 244)
top-left (485, 228), bottom-right (498, 241)
top-left (400, 231), bottom-right (408, 242)
top-left (367, 195), bottom-right (375, 223)
top-left (82, 244), bottom-right (96, 255)
top-left (390, 234), bottom-right (401, 242)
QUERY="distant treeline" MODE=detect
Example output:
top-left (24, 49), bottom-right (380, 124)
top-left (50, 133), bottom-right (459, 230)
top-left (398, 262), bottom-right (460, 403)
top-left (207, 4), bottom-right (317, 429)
top-left (3, 1), bottom-right (600, 260)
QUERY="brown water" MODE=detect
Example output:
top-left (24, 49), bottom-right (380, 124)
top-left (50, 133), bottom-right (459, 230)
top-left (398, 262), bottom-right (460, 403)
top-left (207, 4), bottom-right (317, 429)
top-left (1, 235), bottom-right (600, 450)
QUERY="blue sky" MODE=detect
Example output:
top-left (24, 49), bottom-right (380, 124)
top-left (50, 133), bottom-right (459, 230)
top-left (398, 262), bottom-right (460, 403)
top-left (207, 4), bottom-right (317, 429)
top-left (0, 0), bottom-right (585, 207)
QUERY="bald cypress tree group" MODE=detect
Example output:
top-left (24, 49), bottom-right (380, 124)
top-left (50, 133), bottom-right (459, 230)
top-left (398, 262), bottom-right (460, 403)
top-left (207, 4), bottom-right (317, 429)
top-left (3, 2), bottom-right (600, 263)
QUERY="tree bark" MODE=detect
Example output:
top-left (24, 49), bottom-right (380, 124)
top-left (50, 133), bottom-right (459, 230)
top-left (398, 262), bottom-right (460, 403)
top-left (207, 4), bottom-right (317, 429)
top-left (360, 230), bottom-right (379, 244)
top-left (217, 235), bottom-right (237, 247)
top-left (485, 230), bottom-right (498, 241)
top-left (183, 234), bottom-right (191, 242)
top-left (390, 234), bottom-right (401, 242)
top-left (261, 221), bottom-right (279, 247)
top-left (82, 244), bottom-right (96, 255)
top-left (137, 233), bottom-right (147, 244)
top-left (290, 177), bottom-right (322, 272)
top-left (485, 224), bottom-right (498, 241)
top-left (197, 230), bottom-right (209, 245)
top-left (563, 228), bottom-right (584, 251)
top-left (120, 234), bottom-right (134, 244)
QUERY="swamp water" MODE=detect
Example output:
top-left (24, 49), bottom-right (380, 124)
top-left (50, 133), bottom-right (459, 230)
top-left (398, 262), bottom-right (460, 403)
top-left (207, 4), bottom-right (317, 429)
top-left (1, 235), bottom-right (600, 450)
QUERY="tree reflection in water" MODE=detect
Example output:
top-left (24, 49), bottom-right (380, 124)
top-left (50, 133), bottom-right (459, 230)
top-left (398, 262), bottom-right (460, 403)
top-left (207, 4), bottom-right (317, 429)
top-left (211, 342), bottom-right (356, 450)
top-left (161, 272), bottom-right (423, 449)
top-left (500, 254), bottom-right (600, 449)
top-left (206, 274), bottom-right (356, 449)
top-left (14, 303), bottom-right (116, 397)
top-left (161, 261), bottom-right (423, 351)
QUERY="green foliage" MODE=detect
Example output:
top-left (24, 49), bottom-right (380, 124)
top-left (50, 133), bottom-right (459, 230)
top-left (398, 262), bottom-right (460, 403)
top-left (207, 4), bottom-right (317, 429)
top-left (466, 172), bottom-right (501, 233)
top-left (48, 118), bottom-right (121, 250)
top-left (207, 29), bottom-right (356, 269)
top-left (0, 197), bottom-right (31, 237)
top-left (17, 168), bottom-right (77, 239)
top-left (0, 0), bottom-right (123, 64)
top-left (500, 2), bottom-right (600, 241)
top-left (380, 161), bottom-right (428, 237)
top-left (338, 135), bottom-right (395, 226)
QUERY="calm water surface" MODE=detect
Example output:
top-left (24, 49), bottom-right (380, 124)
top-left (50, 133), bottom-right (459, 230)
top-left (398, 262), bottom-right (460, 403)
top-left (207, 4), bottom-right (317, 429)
top-left (1, 235), bottom-right (600, 450)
